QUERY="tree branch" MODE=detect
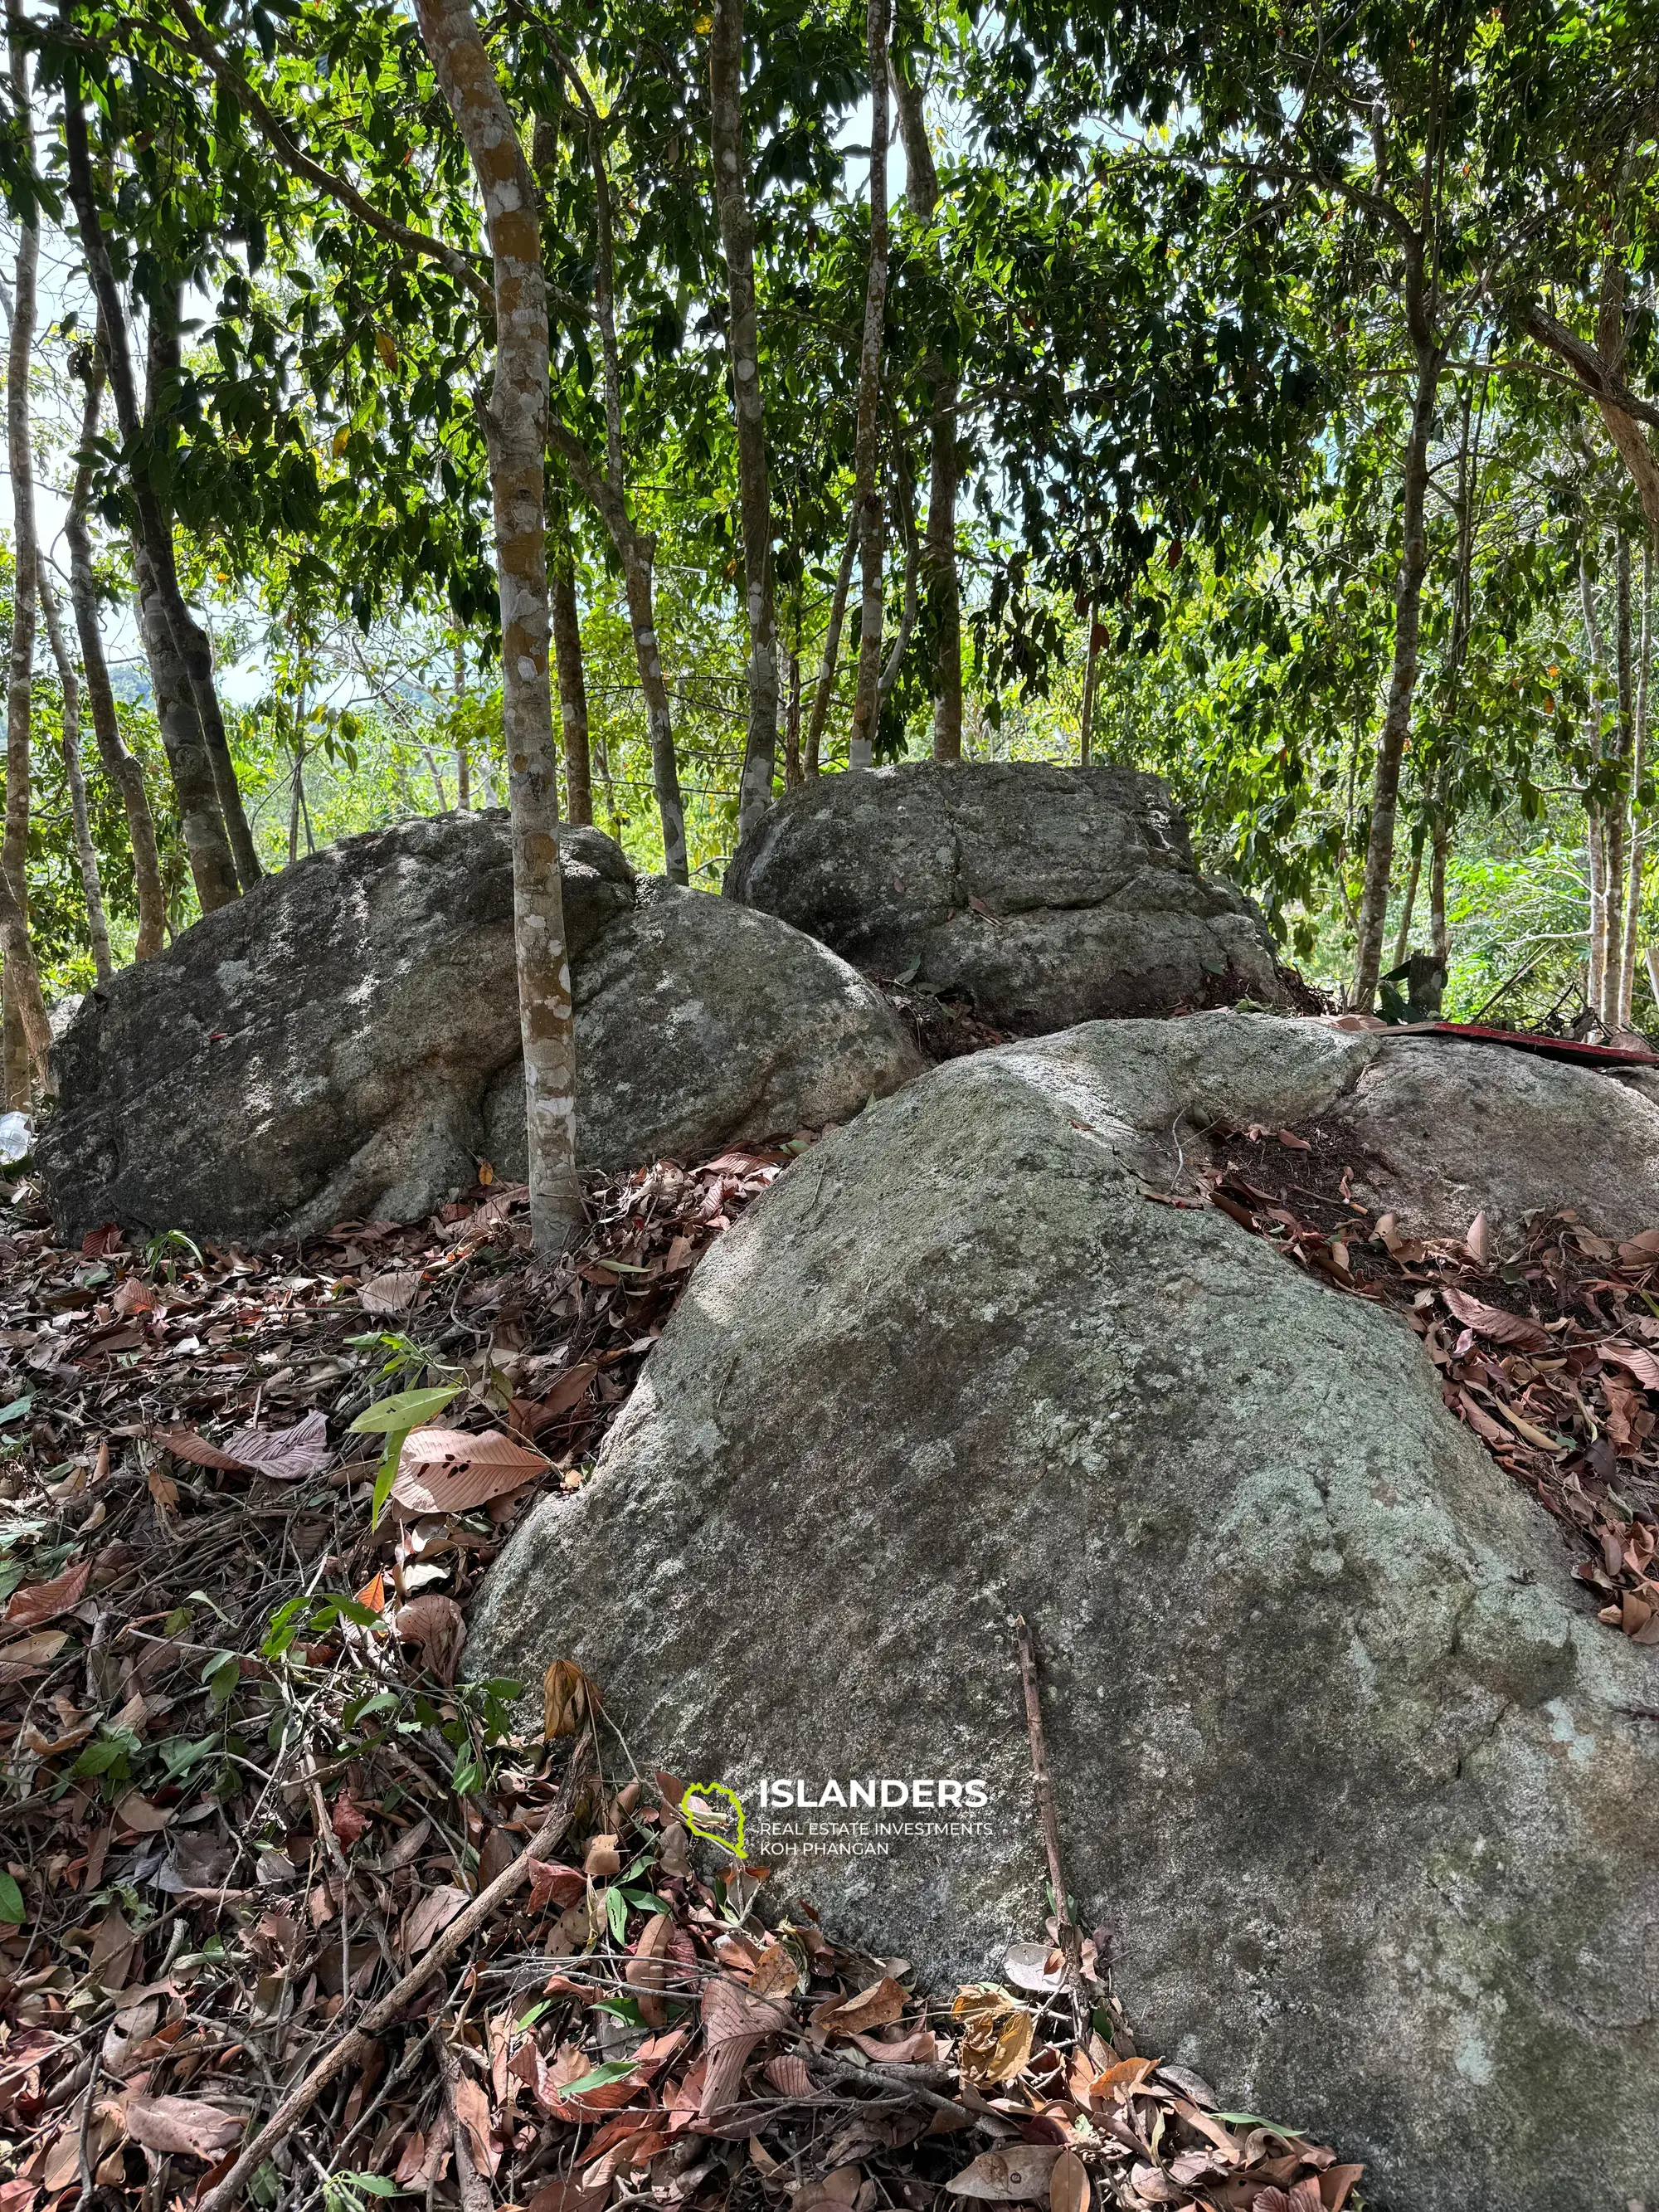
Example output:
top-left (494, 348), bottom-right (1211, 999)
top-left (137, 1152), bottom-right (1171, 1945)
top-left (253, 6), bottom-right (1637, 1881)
top-left (153, 0), bottom-right (494, 310)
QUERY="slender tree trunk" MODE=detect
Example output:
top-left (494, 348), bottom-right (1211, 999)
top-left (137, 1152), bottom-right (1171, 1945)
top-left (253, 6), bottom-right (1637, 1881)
top-left (2, 12), bottom-right (41, 1099)
top-left (622, 547), bottom-right (688, 880)
top-left (37, 557), bottom-right (112, 982)
top-left (805, 509), bottom-right (857, 777)
top-left (547, 93), bottom-right (687, 879)
top-left (413, 0), bottom-right (582, 1250)
top-left (143, 302), bottom-right (261, 891)
top-left (64, 100), bottom-right (240, 915)
top-left (784, 636), bottom-right (802, 789)
top-left (891, 50), bottom-right (961, 763)
top-left (1392, 836), bottom-right (1423, 968)
top-left (710, 0), bottom-right (778, 839)
top-left (1078, 608), bottom-right (1100, 767)
top-left (1619, 541), bottom-right (1652, 1028)
top-left (1429, 812), bottom-right (1451, 967)
top-left (1351, 330), bottom-right (1441, 1011)
top-left (548, 492), bottom-right (592, 828)
top-left (288, 742), bottom-right (304, 868)
top-left (1582, 549), bottom-right (1609, 1022)
top-left (1603, 532), bottom-right (1634, 1024)
top-left (454, 634), bottom-right (470, 809)
top-left (848, 0), bottom-right (891, 771)
top-left (68, 335), bottom-right (164, 957)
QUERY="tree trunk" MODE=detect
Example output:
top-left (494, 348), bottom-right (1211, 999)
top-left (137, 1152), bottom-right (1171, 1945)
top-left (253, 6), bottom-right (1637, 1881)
top-left (3, 12), bottom-right (39, 1095)
top-left (622, 545), bottom-right (689, 881)
top-left (1350, 329), bottom-right (1440, 1011)
top-left (547, 98), bottom-right (687, 879)
top-left (548, 492), bottom-right (593, 828)
top-left (1429, 812), bottom-right (1451, 967)
top-left (1582, 549), bottom-right (1608, 1022)
top-left (891, 48), bottom-right (961, 763)
top-left (1619, 541), bottom-right (1652, 1029)
top-left (805, 510), bottom-right (857, 777)
top-left (784, 638), bottom-right (802, 789)
top-left (454, 634), bottom-right (470, 809)
top-left (64, 99), bottom-right (241, 915)
top-left (710, 0), bottom-right (779, 840)
top-left (132, 538), bottom-right (241, 914)
top-left (848, 0), bottom-right (891, 771)
top-left (1078, 610), bottom-right (1100, 767)
top-left (67, 334), bottom-right (165, 958)
top-left (288, 742), bottom-right (304, 868)
top-left (37, 556), bottom-right (112, 982)
top-left (1392, 835), bottom-right (1423, 968)
top-left (1604, 533), bottom-right (1633, 1025)
top-left (143, 301), bottom-right (262, 890)
top-left (413, 0), bottom-right (583, 1252)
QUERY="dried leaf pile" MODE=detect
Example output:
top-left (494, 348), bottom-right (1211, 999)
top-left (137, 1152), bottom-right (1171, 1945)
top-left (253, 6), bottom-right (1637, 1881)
top-left (1200, 1120), bottom-right (1659, 1647)
top-left (0, 1133), bottom-right (1361, 2212)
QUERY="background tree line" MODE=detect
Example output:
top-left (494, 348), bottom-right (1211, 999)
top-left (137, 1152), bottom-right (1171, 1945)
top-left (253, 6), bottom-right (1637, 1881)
top-left (0, 0), bottom-right (1654, 1240)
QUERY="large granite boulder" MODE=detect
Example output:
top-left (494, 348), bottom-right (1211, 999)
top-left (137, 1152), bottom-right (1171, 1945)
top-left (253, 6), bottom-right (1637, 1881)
top-left (471, 1012), bottom-right (1659, 2212)
top-left (724, 761), bottom-right (1294, 1029)
top-left (40, 812), bottom-right (922, 1245)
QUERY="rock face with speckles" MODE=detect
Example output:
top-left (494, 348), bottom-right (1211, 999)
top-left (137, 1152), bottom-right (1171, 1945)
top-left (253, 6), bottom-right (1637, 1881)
top-left (471, 1011), bottom-right (1659, 2212)
top-left (724, 760), bottom-right (1294, 1026)
top-left (39, 811), bottom-right (922, 1245)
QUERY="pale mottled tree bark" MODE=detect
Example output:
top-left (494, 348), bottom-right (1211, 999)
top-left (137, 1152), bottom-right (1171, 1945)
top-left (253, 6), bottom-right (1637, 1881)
top-left (413, 0), bottom-right (583, 1250)
top-left (68, 337), bottom-right (165, 958)
top-left (710, 0), bottom-right (778, 838)
top-left (848, 0), bottom-right (891, 771)
top-left (1618, 544), bottom-right (1652, 1030)
top-left (37, 556), bottom-right (112, 983)
top-left (0, 2), bottom-right (46, 1096)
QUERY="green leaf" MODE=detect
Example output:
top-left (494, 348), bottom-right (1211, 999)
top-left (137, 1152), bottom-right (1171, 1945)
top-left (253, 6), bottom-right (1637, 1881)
top-left (605, 1883), bottom-right (629, 1943)
top-left (0, 1395), bottom-right (33, 1425)
top-left (0, 1872), bottom-right (24, 1923)
top-left (370, 1434), bottom-right (404, 1530)
top-left (557, 2059), bottom-right (638, 2100)
top-left (349, 1384), bottom-right (460, 1435)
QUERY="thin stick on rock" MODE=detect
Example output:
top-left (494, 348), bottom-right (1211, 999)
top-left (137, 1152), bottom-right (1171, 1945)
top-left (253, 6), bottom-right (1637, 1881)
top-left (1013, 1614), bottom-right (1090, 2040)
top-left (197, 1749), bottom-right (589, 2212)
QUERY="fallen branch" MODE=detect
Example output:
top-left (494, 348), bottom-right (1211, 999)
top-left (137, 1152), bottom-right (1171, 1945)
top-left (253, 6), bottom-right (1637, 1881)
top-left (197, 1747), bottom-right (590, 2212)
top-left (1013, 1614), bottom-right (1091, 2041)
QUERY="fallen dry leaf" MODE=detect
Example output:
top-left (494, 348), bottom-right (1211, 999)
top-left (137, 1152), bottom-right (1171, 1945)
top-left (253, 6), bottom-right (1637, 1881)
top-left (158, 1426), bottom-right (246, 1472)
top-left (359, 1268), bottom-right (424, 1316)
top-left (402, 1884), bottom-right (469, 1957)
top-left (544, 1657), bottom-right (599, 1740)
top-left (584, 1833), bottom-right (621, 1878)
top-left (946, 2144), bottom-right (1063, 2201)
top-left (123, 2095), bottom-right (245, 2161)
top-left (393, 1593), bottom-right (468, 1685)
top-left (1048, 2149), bottom-right (1089, 2212)
top-left (1442, 1286), bottom-right (1550, 1352)
top-left (221, 1408), bottom-right (330, 1481)
top-left (4, 1556), bottom-right (90, 1627)
top-left (810, 1975), bottom-right (907, 2037)
top-left (391, 1425), bottom-right (548, 1514)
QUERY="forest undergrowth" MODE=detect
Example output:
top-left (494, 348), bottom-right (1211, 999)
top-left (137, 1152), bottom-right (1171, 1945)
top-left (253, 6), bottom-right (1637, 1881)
top-left (5, 1059), bottom-right (1659, 2212)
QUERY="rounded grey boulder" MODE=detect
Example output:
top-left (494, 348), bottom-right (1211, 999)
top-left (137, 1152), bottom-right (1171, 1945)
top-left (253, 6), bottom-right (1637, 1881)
top-left (723, 760), bottom-right (1293, 1028)
top-left (470, 1012), bottom-right (1659, 2212)
top-left (39, 811), bottom-right (923, 1245)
